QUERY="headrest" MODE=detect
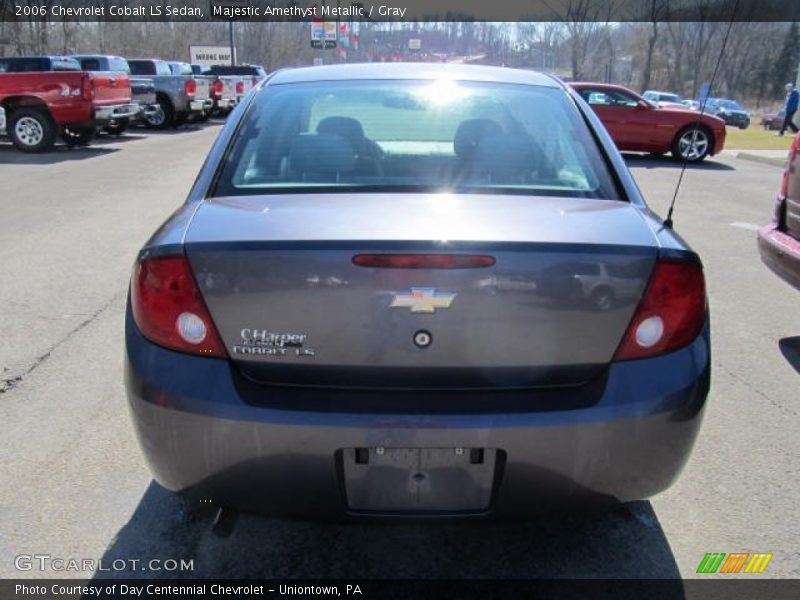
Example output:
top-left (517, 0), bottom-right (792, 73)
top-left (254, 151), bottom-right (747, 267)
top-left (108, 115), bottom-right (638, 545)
top-left (288, 133), bottom-right (355, 175)
top-left (316, 117), bottom-right (365, 143)
top-left (473, 134), bottom-right (536, 173)
top-left (454, 119), bottom-right (503, 158)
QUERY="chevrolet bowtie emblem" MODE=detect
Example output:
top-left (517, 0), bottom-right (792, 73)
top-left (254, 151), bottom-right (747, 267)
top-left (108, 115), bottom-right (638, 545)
top-left (390, 288), bottom-right (457, 313)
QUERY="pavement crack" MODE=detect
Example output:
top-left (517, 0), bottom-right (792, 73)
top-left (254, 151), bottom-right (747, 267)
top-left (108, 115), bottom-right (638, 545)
top-left (0, 292), bottom-right (124, 396)
top-left (715, 360), bottom-right (798, 417)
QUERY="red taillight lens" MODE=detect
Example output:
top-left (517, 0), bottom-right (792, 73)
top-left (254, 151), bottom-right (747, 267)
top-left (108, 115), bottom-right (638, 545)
top-left (235, 81), bottom-right (244, 94)
top-left (184, 79), bottom-right (197, 96)
top-left (613, 259), bottom-right (706, 361)
top-left (352, 254), bottom-right (496, 269)
top-left (252, 77), bottom-right (258, 87)
top-left (212, 79), bottom-right (223, 97)
top-left (131, 255), bottom-right (226, 358)
top-left (81, 75), bottom-right (94, 101)
top-left (780, 133), bottom-right (800, 198)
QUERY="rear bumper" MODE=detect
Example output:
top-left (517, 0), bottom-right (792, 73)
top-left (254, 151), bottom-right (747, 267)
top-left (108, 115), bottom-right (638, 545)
top-left (189, 99), bottom-right (213, 113)
top-left (94, 103), bottom-right (140, 123)
top-left (215, 98), bottom-right (237, 110)
top-left (125, 311), bottom-right (711, 520)
top-left (758, 223), bottom-right (800, 290)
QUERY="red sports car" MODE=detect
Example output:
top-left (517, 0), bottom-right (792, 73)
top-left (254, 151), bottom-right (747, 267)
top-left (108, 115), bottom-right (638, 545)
top-left (571, 83), bottom-right (727, 163)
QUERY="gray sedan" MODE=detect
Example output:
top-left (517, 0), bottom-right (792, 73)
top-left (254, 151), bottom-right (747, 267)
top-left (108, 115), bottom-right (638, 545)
top-left (125, 63), bottom-right (710, 519)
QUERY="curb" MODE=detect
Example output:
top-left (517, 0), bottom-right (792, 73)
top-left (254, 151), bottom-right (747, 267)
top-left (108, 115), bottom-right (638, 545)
top-left (736, 152), bottom-right (786, 168)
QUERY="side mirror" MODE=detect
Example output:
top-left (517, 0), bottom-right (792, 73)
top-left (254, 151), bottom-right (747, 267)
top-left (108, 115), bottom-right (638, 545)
top-left (636, 100), bottom-right (651, 110)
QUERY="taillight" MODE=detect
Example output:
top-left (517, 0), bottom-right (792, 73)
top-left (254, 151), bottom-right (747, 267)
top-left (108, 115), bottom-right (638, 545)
top-left (353, 254), bottom-right (495, 269)
top-left (252, 77), bottom-right (258, 87)
top-left (235, 81), bottom-right (244, 94)
top-left (780, 133), bottom-right (800, 198)
top-left (81, 75), bottom-right (94, 101)
top-left (131, 255), bottom-right (226, 358)
top-left (212, 79), bottom-right (223, 97)
top-left (184, 79), bottom-right (197, 96)
top-left (773, 134), bottom-right (799, 225)
top-left (613, 259), bottom-right (706, 361)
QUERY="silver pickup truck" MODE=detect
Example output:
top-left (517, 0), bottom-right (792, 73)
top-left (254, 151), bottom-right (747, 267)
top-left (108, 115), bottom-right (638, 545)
top-left (127, 59), bottom-right (212, 129)
top-left (190, 64), bottom-right (238, 116)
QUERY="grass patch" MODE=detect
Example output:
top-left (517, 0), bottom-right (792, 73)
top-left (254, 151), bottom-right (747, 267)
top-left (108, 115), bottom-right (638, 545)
top-left (724, 126), bottom-right (797, 150)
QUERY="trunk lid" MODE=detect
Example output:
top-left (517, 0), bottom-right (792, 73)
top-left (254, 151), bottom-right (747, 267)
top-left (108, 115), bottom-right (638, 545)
top-left (184, 194), bottom-right (659, 388)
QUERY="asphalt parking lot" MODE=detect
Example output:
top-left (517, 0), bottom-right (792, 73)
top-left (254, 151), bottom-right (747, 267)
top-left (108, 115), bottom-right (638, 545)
top-left (0, 124), bottom-right (798, 581)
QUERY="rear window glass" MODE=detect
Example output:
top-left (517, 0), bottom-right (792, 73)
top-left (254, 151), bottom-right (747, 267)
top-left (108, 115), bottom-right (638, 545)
top-left (51, 58), bottom-right (81, 71)
top-left (109, 57), bottom-right (130, 73)
top-left (169, 62), bottom-right (193, 76)
top-left (78, 58), bottom-right (101, 71)
top-left (128, 61), bottom-right (155, 76)
top-left (0, 58), bottom-right (50, 72)
top-left (214, 80), bottom-right (619, 200)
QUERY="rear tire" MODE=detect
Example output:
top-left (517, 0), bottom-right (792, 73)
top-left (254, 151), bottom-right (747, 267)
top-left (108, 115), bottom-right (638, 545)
top-left (62, 125), bottom-right (96, 147)
top-left (8, 108), bottom-right (56, 153)
top-left (671, 125), bottom-right (712, 163)
top-left (103, 118), bottom-right (129, 135)
top-left (142, 96), bottom-right (173, 129)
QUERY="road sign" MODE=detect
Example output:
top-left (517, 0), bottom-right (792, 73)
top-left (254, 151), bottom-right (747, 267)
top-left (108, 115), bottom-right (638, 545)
top-left (190, 45), bottom-right (235, 67)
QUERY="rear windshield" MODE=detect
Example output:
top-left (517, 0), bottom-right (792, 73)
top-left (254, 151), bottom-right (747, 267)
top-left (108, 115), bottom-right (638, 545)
top-left (169, 62), bottom-right (193, 76)
top-left (213, 79), bottom-right (619, 199)
top-left (209, 65), bottom-right (262, 77)
top-left (129, 60), bottom-right (171, 76)
top-left (0, 57), bottom-right (79, 72)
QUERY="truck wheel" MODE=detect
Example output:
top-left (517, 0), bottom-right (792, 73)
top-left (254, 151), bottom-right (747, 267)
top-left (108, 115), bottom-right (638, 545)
top-left (8, 108), bottom-right (56, 153)
top-left (143, 97), bottom-right (173, 129)
top-left (103, 118), bottom-right (129, 135)
top-left (62, 125), bottom-right (96, 146)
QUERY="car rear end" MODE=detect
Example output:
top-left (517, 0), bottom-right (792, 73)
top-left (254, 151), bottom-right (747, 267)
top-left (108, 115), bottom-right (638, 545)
top-left (185, 76), bottom-right (213, 114)
top-left (209, 76), bottom-right (237, 113)
top-left (89, 71), bottom-right (139, 125)
top-left (758, 133), bottom-right (800, 289)
top-left (125, 68), bottom-right (710, 518)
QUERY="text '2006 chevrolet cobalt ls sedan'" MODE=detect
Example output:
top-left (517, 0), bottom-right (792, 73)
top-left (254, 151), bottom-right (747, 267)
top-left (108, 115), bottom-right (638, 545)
top-left (125, 63), bottom-right (710, 519)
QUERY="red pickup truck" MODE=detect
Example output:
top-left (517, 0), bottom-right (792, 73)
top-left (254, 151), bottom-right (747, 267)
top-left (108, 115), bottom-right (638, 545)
top-left (0, 56), bottom-right (138, 152)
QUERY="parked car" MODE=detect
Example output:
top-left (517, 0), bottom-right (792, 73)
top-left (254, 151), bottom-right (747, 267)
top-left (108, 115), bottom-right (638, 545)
top-left (0, 56), bottom-right (137, 151)
top-left (191, 64), bottom-right (238, 116)
top-left (72, 54), bottom-right (158, 135)
top-left (642, 90), bottom-right (686, 109)
top-left (206, 64), bottom-right (266, 104)
top-left (682, 99), bottom-right (701, 111)
top-left (571, 82), bottom-right (726, 162)
top-left (127, 59), bottom-right (212, 128)
top-left (126, 64), bottom-right (710, 518)
top-left (167, 61), bottom-right (215, 122)
top-left (758, 132), bottom-right (800, 290)
top-left (761, 109), bottom-right (786, 131)
top-left (706, 97), bottom-right (750, 129)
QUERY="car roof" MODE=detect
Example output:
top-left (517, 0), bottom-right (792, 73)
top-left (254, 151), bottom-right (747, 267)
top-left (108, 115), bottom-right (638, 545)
top-left (268, 63), bottom-right (560, 87)
top-left (570, 82), bottom-right (635, 93)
